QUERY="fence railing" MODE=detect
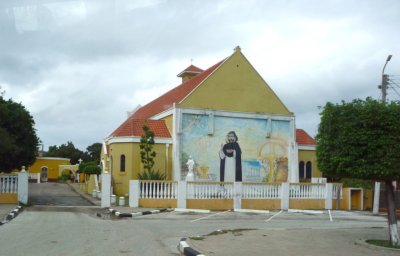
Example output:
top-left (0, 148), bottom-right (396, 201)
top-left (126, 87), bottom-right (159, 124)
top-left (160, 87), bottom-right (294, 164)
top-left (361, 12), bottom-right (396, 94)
top-left (332, 183), bottom-right (343, 199)
top-left (289, 183), bottom-right (326, 199)
top-left (130, 180), bottom-right (344, 210)
top-left (242, 182), bottom-right (281, 199)
top-left (140, 180), bottom-right (178, 199)
top-left (0, 175), bottom-right (18, 193)
top-left (135, 181), bottom-right (342, 200)
top-left (187, 181), bottom-right (233, 199)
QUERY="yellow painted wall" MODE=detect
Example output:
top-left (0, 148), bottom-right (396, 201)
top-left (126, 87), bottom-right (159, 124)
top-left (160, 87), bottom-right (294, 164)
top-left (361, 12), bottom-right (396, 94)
top-left (332, 188), bottom-right (364, 210)
top-left (86, 175), bottom-right (97, 194)
top-left (242, 199), bottom-right (281, 210)
top-left (0, 193), bottom-right (17, 204)
top-left (179, 50), bottom-right (292, 116)
top-left (298, 150), bottom-right (322, 178)
top-left (187, 199), bottom-right (233, 210)
top-left (363, 189), bottom-right (373, 210)
top-left (109, 142), bottom-right (173, 196)
top-left (139, 199), bottom-right (177, 208)
top-left (289, 199), bottom-right (325, 209)
top-left (162, 115), bottom-right (173, 136)
top-left (29, 157), bottom-right (70, 180)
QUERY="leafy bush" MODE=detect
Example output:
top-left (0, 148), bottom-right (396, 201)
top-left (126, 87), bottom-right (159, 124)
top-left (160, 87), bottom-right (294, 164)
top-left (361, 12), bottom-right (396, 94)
top-left (138, 169), bottom-right (166, 180)
top-left (78, 161), bottom-right (98, 173)
top-left (58, 174), bottom-right (69, 182)
top-left (82, 165), bottom-right (101, 175)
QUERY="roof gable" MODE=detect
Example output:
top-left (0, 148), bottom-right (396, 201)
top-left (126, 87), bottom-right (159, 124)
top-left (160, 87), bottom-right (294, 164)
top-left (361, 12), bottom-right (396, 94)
top-left (178, 48), bottom-right (292, 115)
top-left (111, 119), bottom-right (171, 138)
top-left (130, 60), bottom-right (224, 120)
top-left (177, 65), bottom-right (204, 77)
top-left (296, 129), bottom-right (316, 146)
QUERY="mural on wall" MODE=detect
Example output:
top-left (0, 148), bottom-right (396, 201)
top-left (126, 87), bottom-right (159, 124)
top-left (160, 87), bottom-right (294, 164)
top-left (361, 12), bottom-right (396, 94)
top-left (180, 113), bottom-right (291, 182)
top-left (219, 131), bottom-right (242, 182)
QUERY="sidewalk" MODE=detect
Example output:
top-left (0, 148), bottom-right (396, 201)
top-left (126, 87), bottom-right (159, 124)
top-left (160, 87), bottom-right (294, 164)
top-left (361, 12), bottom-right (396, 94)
top-left (186, 227), bottom-right (400, 256)
top-left (0, 204), bottom-right (19, 224)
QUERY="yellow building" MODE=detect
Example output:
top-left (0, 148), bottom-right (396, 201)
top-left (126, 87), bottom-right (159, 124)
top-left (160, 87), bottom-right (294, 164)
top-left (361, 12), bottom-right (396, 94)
top-left (29, 157), bottom-right (71, 181)
top-left (103, 46), bottom-right (321, 196)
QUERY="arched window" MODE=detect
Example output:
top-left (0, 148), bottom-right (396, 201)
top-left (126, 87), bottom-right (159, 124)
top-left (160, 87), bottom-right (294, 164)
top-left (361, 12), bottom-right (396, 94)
top-left (120, 155), bottom-right (125, 172)
top-left (306, 161), bottom-right (312, 179)
top-left (299, 161), bottom-right (305, 179)
top-left (110, 156), bottom-right (113, 172)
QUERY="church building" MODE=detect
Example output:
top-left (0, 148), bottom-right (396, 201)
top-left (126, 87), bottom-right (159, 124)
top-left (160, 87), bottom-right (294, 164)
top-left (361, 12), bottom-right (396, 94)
top-left (101, 47), bottom-right (321, 196)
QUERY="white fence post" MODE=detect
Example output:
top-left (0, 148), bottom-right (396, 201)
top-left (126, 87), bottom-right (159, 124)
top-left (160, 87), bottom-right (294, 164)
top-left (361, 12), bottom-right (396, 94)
top-left (18, 167), bottom-right (29, 204)
top-left (373, 182), bottom-right (380, 215)
top-left (101, 173), bottom-right (111, 208)
top-left (325, 183), bottom-right (333, 210)
top-left (281, 182), bottom-right (289, 210)
top-left (178, 181), bottom-right (187, 209)
top-left (129, 180), bottom-right (139, 207)
top-left (233, 182), bottom-right (242, 210)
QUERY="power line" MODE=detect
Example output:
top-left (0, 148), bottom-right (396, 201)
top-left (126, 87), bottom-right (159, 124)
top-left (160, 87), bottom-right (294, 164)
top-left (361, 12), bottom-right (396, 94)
top-left (389, 86), bottom-right (400, 98)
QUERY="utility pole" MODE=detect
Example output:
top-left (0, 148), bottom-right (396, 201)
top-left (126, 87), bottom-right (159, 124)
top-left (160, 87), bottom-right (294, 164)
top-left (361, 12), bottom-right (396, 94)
top-left (373, 54), bottom-right (392, 215)
top-left (379, 55), bottom-right (392, 102)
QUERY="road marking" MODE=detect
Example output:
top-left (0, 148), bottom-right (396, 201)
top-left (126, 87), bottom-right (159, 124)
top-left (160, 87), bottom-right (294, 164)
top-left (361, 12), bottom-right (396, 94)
top-left (265, 210), bottom-right (283, 222)
top-left (328, 210), bottom-right (333, 222)
top-left (190, 210), bottom-right (231, 223)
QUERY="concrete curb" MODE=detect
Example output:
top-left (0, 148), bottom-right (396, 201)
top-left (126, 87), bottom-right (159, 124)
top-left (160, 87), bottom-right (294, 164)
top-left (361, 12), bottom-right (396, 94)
top-left (0, 206), bottom-right (23, 225)
top-left (108, 208), bottom-right (171, 217)
top-left (178, 238), bottom-right (205, 256)
top-left (355, 239), bottom-right (400, 252)
top-left (174, 208), bottom-right (211, 214)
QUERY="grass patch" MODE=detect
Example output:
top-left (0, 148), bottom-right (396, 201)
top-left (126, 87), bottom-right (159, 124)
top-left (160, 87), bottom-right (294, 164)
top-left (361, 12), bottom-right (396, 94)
top-left (190, 236), bottom-right (205, 241)
top-left (366, 240), bottom-right (400, 249)
top-left (206, 228), bottom-right (256, 237)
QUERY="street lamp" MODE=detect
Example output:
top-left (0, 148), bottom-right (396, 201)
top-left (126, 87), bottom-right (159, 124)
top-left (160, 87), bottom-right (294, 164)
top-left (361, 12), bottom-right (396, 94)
top-left (380, 54), bottom-right (392, 102)
top-left (373, 54), bottom-right (393, 215)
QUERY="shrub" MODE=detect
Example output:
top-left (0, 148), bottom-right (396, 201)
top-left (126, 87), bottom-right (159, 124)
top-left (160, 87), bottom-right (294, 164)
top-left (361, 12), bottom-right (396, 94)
top-left (138, 169), bottom-right (166, 180)
top-left (82, 165), bottom-right (101, 175)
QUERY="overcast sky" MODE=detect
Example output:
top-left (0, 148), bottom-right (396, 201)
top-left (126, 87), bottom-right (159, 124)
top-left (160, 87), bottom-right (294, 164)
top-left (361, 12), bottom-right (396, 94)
top-left (1, 0), bottom-right (399, 151)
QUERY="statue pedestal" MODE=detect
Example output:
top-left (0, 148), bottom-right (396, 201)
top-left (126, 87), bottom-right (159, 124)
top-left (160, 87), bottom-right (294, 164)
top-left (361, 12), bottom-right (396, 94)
top-left (186, 171), bottom-right (194, 181)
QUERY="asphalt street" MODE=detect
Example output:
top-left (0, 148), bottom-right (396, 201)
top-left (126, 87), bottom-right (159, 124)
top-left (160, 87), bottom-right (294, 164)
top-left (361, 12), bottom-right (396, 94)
top-left (0, 182), bottom-right (398, 256)
top-left (28, 183), bottom-right (93, 206)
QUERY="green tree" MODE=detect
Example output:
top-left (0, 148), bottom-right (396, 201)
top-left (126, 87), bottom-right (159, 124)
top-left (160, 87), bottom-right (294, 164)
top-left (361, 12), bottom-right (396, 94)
top-left (82, 142), bottom-right (102, 163)
top-left (0, 93), bottom-right (40, 172)
top-left (45, 141), bottom-right (83, 164)
top-left (316, 98), bottom-right (400, 245)
top-left (139, 124), bottom-right (164, 180)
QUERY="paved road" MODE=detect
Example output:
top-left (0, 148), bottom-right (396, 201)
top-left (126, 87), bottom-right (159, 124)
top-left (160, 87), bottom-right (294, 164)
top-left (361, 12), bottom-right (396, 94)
top-left (0, 207), bottom-right (398, 256)
top-left (28, 183), bottom-right (93, 206)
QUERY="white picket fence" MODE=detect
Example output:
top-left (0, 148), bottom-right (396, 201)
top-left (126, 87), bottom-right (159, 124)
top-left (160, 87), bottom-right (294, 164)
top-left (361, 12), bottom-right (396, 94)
top-left (0, 175), bottom-right (18, 193)
top-left (134, 181), bottom-right (342, 201)
top-left (187, 182), bottom-right (234, 199)
top-left (332, 183), bottom-right (343, 199)
top-left (242, 182), bottom-right (281, 199)
top-left (0, 170), bottom-right (28, 204)
top-left (289, 183), bottom-right (326, 199)
top-left (140, 180), bottom-right (178, 199)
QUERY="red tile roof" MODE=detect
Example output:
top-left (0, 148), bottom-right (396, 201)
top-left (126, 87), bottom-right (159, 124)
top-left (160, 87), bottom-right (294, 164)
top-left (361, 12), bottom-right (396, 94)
top-left (111, 119), bottom-right (171, 138)
top-left (177, 65), bottom-right (204, 77)
top-left (110, 59), bottom-right (224, 138)
top-left (130, 59), bottom-right (224, 120)
top-left (296, 129), bottom-right (316, 146)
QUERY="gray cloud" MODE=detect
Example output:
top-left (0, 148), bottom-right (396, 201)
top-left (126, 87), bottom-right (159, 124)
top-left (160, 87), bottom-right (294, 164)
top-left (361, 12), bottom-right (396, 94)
top-left (1, 0), bottom-right (400, 150)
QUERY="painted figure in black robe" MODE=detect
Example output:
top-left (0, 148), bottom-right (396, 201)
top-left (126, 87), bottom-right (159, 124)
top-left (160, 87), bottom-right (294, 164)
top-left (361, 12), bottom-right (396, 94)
top-left (219, 131), bottom-right (242, 182)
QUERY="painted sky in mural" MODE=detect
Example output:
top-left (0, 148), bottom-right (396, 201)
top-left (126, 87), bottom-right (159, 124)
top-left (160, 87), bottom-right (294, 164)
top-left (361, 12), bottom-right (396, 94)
top-left (181, 113), bottom-right (291, 182)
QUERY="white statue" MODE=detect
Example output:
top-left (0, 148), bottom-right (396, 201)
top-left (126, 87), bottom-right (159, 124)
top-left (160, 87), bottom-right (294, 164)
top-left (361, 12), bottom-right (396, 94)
top-left (186, 156), bottom-right (195, 181)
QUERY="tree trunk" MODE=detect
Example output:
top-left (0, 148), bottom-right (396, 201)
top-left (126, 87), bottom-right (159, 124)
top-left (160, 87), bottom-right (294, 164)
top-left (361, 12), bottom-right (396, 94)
top-left (385, 180), bottom-right (399, 246)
